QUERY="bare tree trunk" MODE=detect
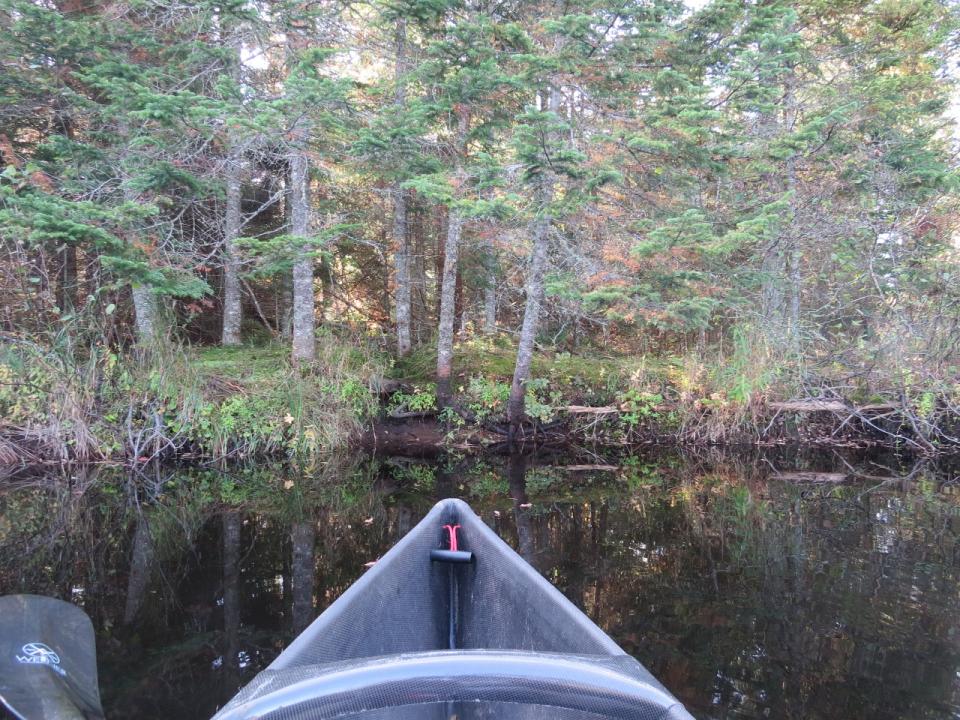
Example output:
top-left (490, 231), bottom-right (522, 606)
top-left (436, 208), bottom-right (463, 407)
top-left (53, 99), bottom-right (78, 314)
top-left (783, 66), bottom-right (801, 351)
top-left (508, 87), bottom-right (559, 432)
top-left (757, 102), bottom-right (785, 340)
top-left (394, 187), bottom-right (412, 356)
top-left (392, 18), bottom-right (412, 357)
top-left (434, 206), bottom-right (446, 319)
top-left (507, 213), bottom-right (550, 429)
top-left (289, 151), bottom-right (316, 363)
top-left (279, 166), bottom-right (294, 340)
top-left (483, 237), bottom-right (497, 334)
top-left (123, 180), bottom-right (161, 344)
top-left (221, 145), bottom-right (243, 345)
top-left (132, 285), bottom-right (158, 342)
top-left (411, 201), bottom-right (429, 344)
top-left (760, 40), bottom-right (802, 352)
top-left (435, 112), bottom-right (469, 408)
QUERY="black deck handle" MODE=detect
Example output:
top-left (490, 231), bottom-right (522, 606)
top-left (430, 549), bottom-right (474, 563)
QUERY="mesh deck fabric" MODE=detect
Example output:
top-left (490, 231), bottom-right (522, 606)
top-left (214, 499), bottom-right (694, 720)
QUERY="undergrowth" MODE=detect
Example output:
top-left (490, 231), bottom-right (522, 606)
top-left (0, 328), bottom-right (387, 464)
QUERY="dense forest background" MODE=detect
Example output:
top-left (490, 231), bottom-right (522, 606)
top-left (1, 0), bottom-right (958, 462)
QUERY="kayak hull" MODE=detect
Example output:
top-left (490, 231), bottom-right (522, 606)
top-left (215, 498), bottom-right (694, 720)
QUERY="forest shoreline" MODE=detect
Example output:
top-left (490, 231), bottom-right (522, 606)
top-left (1, 336), bottom-right (955, 468)
top-left (3, 1), bottom-right (958, 472)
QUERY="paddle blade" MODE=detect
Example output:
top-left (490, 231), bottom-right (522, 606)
top-left (0, 595), bottom-right (105, 720)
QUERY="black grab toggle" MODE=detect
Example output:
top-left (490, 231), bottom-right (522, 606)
top-left (430, 549), bottom-right (474, 563)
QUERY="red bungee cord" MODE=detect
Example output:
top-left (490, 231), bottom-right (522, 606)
top-left (442, 524), bottom-right (461, 552)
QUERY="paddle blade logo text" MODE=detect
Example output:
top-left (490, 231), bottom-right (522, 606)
top-left (16, 642), bottom-right (61, 666)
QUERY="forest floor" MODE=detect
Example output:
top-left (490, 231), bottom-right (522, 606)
top-left (0, 333), bottom-right (953, 467)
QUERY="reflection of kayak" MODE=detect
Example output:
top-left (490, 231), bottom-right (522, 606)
top-left (1, 498), bottom-right (694, 719)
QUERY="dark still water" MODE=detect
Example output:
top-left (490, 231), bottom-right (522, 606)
top-left (2, 448), bottom-right (959, 719)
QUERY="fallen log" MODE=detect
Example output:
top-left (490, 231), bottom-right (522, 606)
top-left (547, 464), bottom-right (620, 472)
top-left (768, 400), bottom-right (848, 412)
top-left (856, 403), bottom-right (900, 412)
top-left (775, 471), bottom-right (848, 483)
top-left (387, 410), bottom-right (437, 420)
top-left (565, 405), bottom-right (618, 414)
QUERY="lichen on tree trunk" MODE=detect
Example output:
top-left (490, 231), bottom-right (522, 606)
top-left (394, 185), bottom-right (412, 356)
top-left (132, 284), bottom-right (158, 343)
top-left (221, 146), bottom-right (243, 346)
top-left (392, 17), bottom-right (412, 357)
top-left (435, 111), bottom-right (469, 408)
top-left (288, 151), bottom-right (316, 363)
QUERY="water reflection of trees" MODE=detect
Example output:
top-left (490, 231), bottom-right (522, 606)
top-left (491, 452), bottom-right (960, 720)
top-left (0, 450), bottom-right (958, 719)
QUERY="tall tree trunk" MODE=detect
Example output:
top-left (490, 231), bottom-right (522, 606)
top-left (783, 66), bottom-right (801, 351)
top-left (279, 165), bottom-right (294, 340)
top-left (392, 18), bottom-right (412, 357)
top-left (436, 209), bottom-right (463, 407)
top-left (52, 96), bottom-right (78, 314)
top-left (508, 87), bottom-right (559, 433)
top-left (507, 212), bottom-right (550, 430)
top-left (434, 206), bottom-right (446, 320)
top-left (221, 144), bottom-right (243, 345)
top-left (759, 237), bottom-right (785, 334)
top-left (410, 200), bottom-right (428, 344)
top-left (123, 182), bottom-right (160, 344)
top-left (285, 23), bottom-right (315, 363)
top-left (289, 151), bottom-right (316, 363)
top-left (435, 113), bottom-right (468, 408)
top-left (221, 23), bottom-right (244, 346)
top-left (760, 36), bottom-right (801, 352)
top-left (757, 107), bottom-right (785, 340)
top-left (394, 186), bottom-right (412, 356)
top-left (482, 236), bottom-right (497, 334)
